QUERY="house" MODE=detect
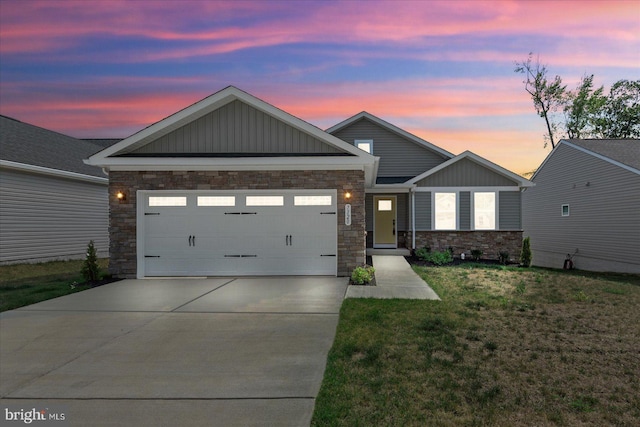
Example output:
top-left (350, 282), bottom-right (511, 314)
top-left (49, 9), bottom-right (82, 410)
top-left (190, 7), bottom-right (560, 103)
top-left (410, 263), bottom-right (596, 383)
top-left (522, 139), bottom-right (640, 274)
top-left (85, 86), bottom-right (532, 278)
top-left (0, 115), bottom-right (109, 264)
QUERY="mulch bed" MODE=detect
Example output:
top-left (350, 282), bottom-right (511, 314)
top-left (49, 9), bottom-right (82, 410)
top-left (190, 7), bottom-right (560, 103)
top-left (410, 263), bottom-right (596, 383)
top-left (405, 255), bottom-right (519, 268)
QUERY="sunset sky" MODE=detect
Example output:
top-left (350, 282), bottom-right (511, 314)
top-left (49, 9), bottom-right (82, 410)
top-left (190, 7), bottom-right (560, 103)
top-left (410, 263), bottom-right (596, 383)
top-left (1, 0), bottom-right (638, 175)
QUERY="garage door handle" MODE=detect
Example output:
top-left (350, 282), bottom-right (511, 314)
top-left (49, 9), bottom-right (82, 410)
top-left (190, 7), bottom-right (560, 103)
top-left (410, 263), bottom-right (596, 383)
top-left (188, 235), bottom-right (192, 246)
top-left (192, 235), bottom-right (195, 246)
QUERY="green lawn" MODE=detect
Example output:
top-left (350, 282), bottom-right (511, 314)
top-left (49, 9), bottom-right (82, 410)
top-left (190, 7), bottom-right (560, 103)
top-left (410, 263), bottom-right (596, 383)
top-left (0, 259), bottom-right (109, 312)
top-left (312, 264), bottom-right (640, 426)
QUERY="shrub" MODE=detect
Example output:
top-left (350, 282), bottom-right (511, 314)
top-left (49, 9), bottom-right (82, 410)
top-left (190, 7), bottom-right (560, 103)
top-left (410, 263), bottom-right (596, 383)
top-left (351, 265), bottom-right (375, 285)
top-left (81, 240), bottom-right (100, 282)
top-left (415, 246), bottom-right (431, 260)
top-left (499, 251), bottom-right (510, 265)
top-left (417, 249), bottom-right (453, 266)
top-left (521, 236), bottom-right (532, 267)
top-left (471, 249), bottom-right (483, 261)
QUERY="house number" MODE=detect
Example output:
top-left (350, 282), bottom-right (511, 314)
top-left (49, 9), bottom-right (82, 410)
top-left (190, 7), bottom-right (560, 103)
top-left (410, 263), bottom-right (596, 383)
top-left (345, 204), bottom-right (352, 226)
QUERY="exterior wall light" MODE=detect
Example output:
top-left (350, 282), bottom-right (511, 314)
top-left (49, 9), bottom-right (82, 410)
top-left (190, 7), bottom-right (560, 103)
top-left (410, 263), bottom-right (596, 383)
top-left (344, 191), bottom-right (352, 200)
top-left (116, 191), bottom-right (126, 202)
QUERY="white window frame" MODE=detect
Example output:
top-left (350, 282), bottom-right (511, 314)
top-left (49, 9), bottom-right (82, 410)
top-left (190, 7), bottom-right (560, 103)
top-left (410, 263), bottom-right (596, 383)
top-left (561, 204), bottom-right (570, 217)
top-left (434, 192), bottom-right (457, 230)
top-left (355, 139), bottom-right (373, 154)
top-left (246, 195), bottom-right (285, 206)
top-left (294, 195), bottom-right (332, 206)
top-left (148, 196), bottom-right (187, 207)
top-left (197, 196), bottom-right (236, 207)
top-left (473, 192), bottom-right (496, 230)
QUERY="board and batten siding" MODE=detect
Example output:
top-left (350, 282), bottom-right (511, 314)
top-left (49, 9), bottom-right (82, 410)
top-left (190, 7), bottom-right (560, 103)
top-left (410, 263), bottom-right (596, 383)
top-left (416, 158), bottom-right (518, 187)
top-left (414, 191), bottom-right (432, 230)
top-left (522, 143), bottom-right (640, 273)
top-left (0, 169), bottom-right (109, 264)
top-left (126, 100), bottom-right (345, 155)
top-left (331, 118), bottom-right (449, 178)
top-left (499, 191), bottom-right (522, 230)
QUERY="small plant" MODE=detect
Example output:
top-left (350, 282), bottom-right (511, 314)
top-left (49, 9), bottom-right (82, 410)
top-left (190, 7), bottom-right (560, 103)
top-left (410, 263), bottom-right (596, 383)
top-left (498, 251), bottom-right (509, 265)
top-left (417, 249), bottom-right (453, 266)
top-left (521, 236), bottom-right (532, 267)
top-left (81, 240), bottom-right (100, 282)
top-left (351, 265), bottom-right (375, 285)
top-left (471, 249), bottom-right (483, 261)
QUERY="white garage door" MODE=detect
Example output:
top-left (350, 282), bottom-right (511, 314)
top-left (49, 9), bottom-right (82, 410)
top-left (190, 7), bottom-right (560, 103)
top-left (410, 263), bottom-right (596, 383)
top-left (138, 190), bottom-right (337, 277)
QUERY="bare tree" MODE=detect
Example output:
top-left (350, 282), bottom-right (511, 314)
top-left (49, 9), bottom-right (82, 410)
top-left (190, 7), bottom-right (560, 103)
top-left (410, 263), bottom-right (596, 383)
top-left (515, 53), bottom-right (567, 149)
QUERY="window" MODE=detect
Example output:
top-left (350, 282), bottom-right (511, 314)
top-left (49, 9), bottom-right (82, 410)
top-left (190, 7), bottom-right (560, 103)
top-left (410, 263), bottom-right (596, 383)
top-left (294, 195), bottom-right (332, 206)
top-left (197, 196), bottom-right (235, 206)
top-left (562, 204), bottom-right (570, 217)
top-left (148, 196), bottom-right (187, 207)
top-left (434, 193), bottom-right (456, 230)
top-left (474, 192), bottom-right (496, 230)
top-left (377, 200), bottom-right (392, 211)
top-left (355, 139), bottom-right (372, 153)
top-left (246, 195), bottom-right (284, 206)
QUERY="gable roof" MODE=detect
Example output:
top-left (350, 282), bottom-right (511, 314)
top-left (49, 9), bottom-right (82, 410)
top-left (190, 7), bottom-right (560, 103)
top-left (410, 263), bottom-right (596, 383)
top-left (564, 139), bottom-right (640, 172)
top-left (326, 111), bottom-right (454, 159)
top-left (86, 86), bottom-right (378, 185)
top-left (406, 150), bottom-right (534, 187)
top-left (0, 115), bottom-right (107, 182)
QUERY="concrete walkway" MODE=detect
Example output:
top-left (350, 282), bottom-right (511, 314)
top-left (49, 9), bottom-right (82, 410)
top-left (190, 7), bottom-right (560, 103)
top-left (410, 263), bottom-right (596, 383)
top-left (346, 255), bottom-right (440, 300)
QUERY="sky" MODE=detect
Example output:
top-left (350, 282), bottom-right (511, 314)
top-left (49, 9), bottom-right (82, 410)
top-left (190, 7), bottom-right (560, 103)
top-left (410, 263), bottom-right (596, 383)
top-left (1, 0), bottom-right (638, 175)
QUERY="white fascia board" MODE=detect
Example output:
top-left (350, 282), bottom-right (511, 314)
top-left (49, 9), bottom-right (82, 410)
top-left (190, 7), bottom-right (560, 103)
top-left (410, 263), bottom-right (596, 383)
top-left (413, 186), bottom-right (521, 192)
top-left (87, 86), bottom-right (376, 165)
top-left (327, 111), bottom-right (454, 159)
top-left (0, 160), bottom-right (108, 184)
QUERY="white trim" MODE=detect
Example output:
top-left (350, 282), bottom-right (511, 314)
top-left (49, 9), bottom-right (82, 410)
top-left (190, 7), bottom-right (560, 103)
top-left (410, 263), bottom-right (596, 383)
top-left (414, 186), bottom-right (520, 192)
top-left (407, 151), bottom-right (534, 188)
top-left (471, 191), bottom-right (497, 231)
top-left (373, 195), bottom-right (397, 248)
top-left (0, 159), bottom-right (108, 185)
top-left (355, 139), bottom-right (373, 154)
top-left (411, 190), bottom-right (416, 250)
top-left (432, 191), bottom-right (459, 231)
top-left (327, 111), bottom-right (454, 159)
top-left (561, 204), bottom-right (570, 217)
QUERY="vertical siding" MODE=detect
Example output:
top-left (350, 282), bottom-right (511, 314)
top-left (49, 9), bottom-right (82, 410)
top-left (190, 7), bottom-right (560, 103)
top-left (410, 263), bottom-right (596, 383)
top-left (417, 158), bottom-right (518, 187)
top-left (0, 169), bottom-right (109, 263)
top-left (129, 100), bottom-right (344, 155)
top-left (459, 192), bottom-right (471, 230)
top-left (499, 191), bottom-right (522, 229)
top-left (522, 144), bottom-right (640, 273)
top-left (331, 118), bottom-right (449, 177)
top-left (415, 191), bottom-right (432, 230)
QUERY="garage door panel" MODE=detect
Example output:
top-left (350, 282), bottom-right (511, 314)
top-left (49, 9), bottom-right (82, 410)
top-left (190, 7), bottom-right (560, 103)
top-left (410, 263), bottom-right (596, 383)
top-left (141, 191), bottom-right (337, 276)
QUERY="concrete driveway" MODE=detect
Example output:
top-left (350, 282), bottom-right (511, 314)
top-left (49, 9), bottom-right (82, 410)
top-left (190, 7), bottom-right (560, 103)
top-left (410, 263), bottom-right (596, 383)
top-left (0, 277), bottom-right (348, 426)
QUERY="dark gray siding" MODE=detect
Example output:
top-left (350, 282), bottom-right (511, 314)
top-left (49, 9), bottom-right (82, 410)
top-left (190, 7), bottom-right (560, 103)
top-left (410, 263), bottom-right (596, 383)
top-left (499, 191), bottom-right (522, 229)
top-left (331, 118), bottom-right (448, 178)
top-left (522, 143), bottom-right (640, 273)
top-left (459, 192), bottom-right (471, 230)
top-left (0, 169), bottom-right (109, 264)
top-left (128, 100), bottom-right (345, 155)
top-left (415, 192), bottom-right (432, 230)
top-left (417, 158), bottom-right (519, 187)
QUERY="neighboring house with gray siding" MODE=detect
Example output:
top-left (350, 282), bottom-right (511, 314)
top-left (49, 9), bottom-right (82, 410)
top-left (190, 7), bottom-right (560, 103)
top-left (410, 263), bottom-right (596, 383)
top-left (328, 112), bottom-right (533, 261)
top-left (522, 139), bottom-right (640, 274)
top-left (0, 115), bottom-right (109, 264)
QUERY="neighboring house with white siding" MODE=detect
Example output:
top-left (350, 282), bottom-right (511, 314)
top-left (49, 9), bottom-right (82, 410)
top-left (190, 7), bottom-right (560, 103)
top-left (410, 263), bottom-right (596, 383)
top-left (522, 139), bottom-right (640, 274)
top-left (0, 115), bottom-right (110, 264)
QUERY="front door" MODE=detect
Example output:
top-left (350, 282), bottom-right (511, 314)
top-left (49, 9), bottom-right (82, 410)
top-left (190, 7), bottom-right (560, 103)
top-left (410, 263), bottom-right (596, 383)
top-left (373, 195), bottom-right (397, 248)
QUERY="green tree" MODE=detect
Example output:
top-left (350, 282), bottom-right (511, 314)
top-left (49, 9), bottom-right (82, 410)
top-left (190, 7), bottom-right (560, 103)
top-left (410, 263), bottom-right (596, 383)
top-left (596, 79), bottom-right (640, 139)
top-left (564, 74), bottom-right (606, 139)
top-left (81, 240), bottom-right (100, 282)
top-left (520, 237), bottom-right (532, 268)
top-left (515, 53), bottom-right (567, 149)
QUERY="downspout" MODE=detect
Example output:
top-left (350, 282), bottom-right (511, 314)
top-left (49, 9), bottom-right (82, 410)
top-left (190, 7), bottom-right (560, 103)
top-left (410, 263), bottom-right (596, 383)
top-left (411, 187), bottom-right (416, 250)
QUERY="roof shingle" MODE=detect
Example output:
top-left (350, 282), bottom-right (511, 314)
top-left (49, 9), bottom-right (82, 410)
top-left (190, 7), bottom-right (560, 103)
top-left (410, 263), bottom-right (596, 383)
top-left (566, 139), bottom-right (640, 171)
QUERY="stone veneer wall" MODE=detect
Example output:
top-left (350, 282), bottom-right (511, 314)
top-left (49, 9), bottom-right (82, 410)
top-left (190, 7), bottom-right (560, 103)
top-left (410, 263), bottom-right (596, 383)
top-left (108, 170), bottom-right (365, 278)
top-left (413, 231), bottom-right (523, 262)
